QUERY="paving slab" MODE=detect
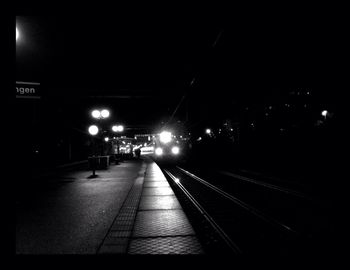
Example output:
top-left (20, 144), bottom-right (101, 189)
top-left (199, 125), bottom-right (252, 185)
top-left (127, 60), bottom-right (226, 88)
top-left (97, 157), bottom-right (204, 255)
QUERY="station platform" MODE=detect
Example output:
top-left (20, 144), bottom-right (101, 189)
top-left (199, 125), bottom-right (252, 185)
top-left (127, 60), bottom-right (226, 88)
top-left (97, 157), bottom-right (204, 255)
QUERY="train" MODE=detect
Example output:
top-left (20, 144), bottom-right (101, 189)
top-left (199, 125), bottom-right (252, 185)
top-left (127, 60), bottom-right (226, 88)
top-left (152, 130), bottom-right (189, 163)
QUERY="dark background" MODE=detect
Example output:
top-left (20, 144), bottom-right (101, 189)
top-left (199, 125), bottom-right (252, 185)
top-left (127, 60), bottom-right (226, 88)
top-left (14, 7), bottom-right (344, 184)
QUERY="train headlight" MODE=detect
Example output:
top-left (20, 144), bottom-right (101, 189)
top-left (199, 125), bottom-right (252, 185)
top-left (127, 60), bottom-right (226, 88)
top-left (159, 131), bottom-right (172, 144)
top-left (155, 147), bottom-right (163, 156)
top-left (171, 146), bottom-right (180, 155)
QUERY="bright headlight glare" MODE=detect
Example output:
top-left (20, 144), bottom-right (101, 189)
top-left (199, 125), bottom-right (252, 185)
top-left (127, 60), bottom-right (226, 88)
top-left (171, 146), bottom-right (180, 154)
top-left (159, 131), bottom-right (172, 144)
top-left (155, 147), bottom-right (163, 156)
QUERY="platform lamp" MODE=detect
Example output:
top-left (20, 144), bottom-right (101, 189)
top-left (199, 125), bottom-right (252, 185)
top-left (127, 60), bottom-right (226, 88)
top-left (112, 125), bottom-right (124, 157)
top-left (88, 125), bottom-right (99, 177)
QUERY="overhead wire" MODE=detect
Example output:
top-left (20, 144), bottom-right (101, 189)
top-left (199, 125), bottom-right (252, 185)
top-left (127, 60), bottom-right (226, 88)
top-left (165, 29), bottom-right (224, 128)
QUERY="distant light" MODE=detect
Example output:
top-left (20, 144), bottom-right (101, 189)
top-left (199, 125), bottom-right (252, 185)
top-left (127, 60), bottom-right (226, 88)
top-left (142, 146), bottom-right (154, 153)
top-left (321, 110), bottom-right (328, 117)
top-left (174, 177), bottom-right (180, 183)
top-left (205, 129), bottom-right (211, 134)
top-left (112, 125), bottom-right (124, 132)
top-left (197, 137), bottom-right (202, 141)
top-left (144, 143), bottom-right (147, 147)
top-left (171, 146), bottom-right (180, 155)
top-left (230, 128), bottom-right (233, 131)
top-left (101, 109), bottom-right (110, 118)
top-left (88, 125), bottom-right (99, 135)
top-left (91, 110), bottom-right (101, 119)
top-left (155, 147), bottom-right (163, 156)
top-left (159, 131), bottom-right (172, 144)
top-left (104, 137), bottom-right (109, 142)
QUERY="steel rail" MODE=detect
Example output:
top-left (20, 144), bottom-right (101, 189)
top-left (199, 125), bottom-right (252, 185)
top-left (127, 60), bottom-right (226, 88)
top-left (163, 169), bottom-right (242, 254)
top-left (217, 170), bottom-right (311, 200)
top-left (176, 166), bottom-right (299, 235)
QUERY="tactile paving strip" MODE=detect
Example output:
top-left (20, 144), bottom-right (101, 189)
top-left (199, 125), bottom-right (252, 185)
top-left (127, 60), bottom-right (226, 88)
top-left (132, 210), bottom-right (196, 237)
top-left (98, 163), bottom-right (146, 254)
top-left (128, 236), bottom-right (204, 254)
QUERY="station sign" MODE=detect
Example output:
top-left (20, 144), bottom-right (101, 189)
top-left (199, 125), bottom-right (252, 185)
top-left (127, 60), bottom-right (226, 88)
top-left (16, 81), bottom-right (40, 99)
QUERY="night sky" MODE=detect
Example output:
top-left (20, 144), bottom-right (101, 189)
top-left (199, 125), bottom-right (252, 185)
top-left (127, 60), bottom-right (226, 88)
top-left (16, 10), bottom-right (344, 133)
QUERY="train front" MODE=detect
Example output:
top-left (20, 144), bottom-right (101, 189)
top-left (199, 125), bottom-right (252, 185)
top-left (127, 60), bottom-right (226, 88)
top-left (152, 131), bottom-right (184, 164)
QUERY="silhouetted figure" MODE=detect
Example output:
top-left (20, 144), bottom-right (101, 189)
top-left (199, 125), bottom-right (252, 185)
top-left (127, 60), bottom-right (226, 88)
top-left (135, 148), bottom-right (141, 159)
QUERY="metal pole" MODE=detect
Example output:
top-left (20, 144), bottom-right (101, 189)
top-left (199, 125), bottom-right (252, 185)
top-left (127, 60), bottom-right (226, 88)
top-left (92, 137), bottom-right (96, 176)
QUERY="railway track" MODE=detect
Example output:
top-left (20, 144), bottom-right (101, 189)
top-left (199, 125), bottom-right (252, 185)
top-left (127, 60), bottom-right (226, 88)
top-left (160, 164), bottom-right (333, 255)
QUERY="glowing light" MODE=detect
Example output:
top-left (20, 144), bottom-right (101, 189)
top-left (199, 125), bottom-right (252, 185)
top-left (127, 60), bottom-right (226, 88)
top-left (171, 146), bottom-right (180, 155)
top-left (174, 177), bottom-right (180, 183)
top-left (112, 125), bottom-right (124, 132)
top-left (88, 125), bottom-right (99, 135)
top-left (101, 109), bottom-right (110, 118)
top-left (141, 146), bottom-right (154, 153)
top-left (104, 137), bottom-right (109, 142)
top-left (16, 27), bottom-right (19, 41)
top-left (321, 110), bottom-right (328, 117)
top-left (159, 131), bottom-right (172, 144)
top-left (205, 129), bottom-right (211, 134)
top-left (91, 110), bottom-right (101, 119)
top-left (155, 147), bottom-right (163, 156)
